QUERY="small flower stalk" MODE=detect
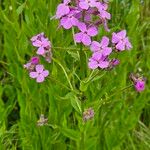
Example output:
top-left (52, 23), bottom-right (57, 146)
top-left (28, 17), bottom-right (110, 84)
top-left (37, 114), bottom-right (48, 126)
top-left (24, 33), bottom-right (52, 83)
top-left (83, 108), bottom-right (95, 122)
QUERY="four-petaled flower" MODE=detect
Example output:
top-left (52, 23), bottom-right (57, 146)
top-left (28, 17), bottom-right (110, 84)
top-left (88, 52), bottom-right (109, 69)
top-left (90, 36), bottom-right (112, 56)
top-left (60, 10), bottom-right (79, 29)
top-left (74, 23), bottom-right (98, 46)
top-left (112, 30), bottom-right (132, 51)
top-left (32, 37), bottom-right (51, 55)
top-left (30, 65), bottom-right (49, 83)
top-left (56, 0), bottom-right (71, 18)
top-left (97, 2), bottom-right (111, 20)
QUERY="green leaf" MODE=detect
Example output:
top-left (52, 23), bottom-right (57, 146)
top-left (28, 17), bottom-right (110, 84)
top-left (16, 3), bottom-right (26, 15)
top-left (61, 128), bottom-right (80, 141)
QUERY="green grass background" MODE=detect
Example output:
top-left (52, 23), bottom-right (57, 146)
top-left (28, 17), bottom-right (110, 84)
top-left (0, 0), bottom-right (150, 149)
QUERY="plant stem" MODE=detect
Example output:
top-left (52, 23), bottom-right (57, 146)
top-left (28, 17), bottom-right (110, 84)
top-left (79, 44), bottom-right (86, 79)
top-left (79, 44), bottom-right (85, 150)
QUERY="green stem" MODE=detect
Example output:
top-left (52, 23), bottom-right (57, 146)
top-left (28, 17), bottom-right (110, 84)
top-left (52, 57), bottom-right (74, 90)
top-left (79, 44), bottom-right (86, 79)
top-left (79, 44), bottom-right (85, 150)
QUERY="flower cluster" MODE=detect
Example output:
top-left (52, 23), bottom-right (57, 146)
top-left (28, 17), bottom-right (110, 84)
top-left (88, 30), bottom-right (132, 70)
top-left (24, 33), bottom-right (52, 83)
top-left (56, 0), bottom-right (111, 44)
top-left (55, 0), bottom-right (132, 70)
top-left (130, 73), bottom-right (146, 92)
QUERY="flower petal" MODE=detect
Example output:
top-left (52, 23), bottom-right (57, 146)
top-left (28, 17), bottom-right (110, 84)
top-left (102, 47), bottom-right (112, 56)
top-left (82, 34), bottom-right (91, 46)
top-left (100, 36), bottom-right (109, 47)
top-left (79, 2), bottom-right (89, 10)
top-left (92, 52), bottom-right (102, 60)
top-left (98, 61), bottom-right (109, 69)
top-left (70, 17), bottom-right (79, 26)
top-left (36, 75), bottom-right (45, 83)
top-left (77, 22), bottom-right (87, 32)
top-left (37, 47), bottom-right (45, 55)
top-left (117, 30), bottom-right (126, 38)
top-left (116, 41), bottom-right (125, 51)
top-left (56, 4), bottom-right (70, 18)
top-left (125, 37), bottom-right (132, 50)
top-left (87, 27), bottom-right (98, 37)
top-left (30, 72), bottom-right (38, 78)
top-left (41, 70), bottom-right (49, 77)
top-left (88, 60), bottom-right (98, 69)
top-left (74, 32), bottom-right (83, 43)
top-left (112, 33), bottom-right (120, 43)
top-left (90, 41), bottom-right (101, 52)
top-left (32, 40), bottom-right (42, 47)
top-left (36, 65), bottom-right (44, 73)
top-left (61, 17), bottom-right (72, 29)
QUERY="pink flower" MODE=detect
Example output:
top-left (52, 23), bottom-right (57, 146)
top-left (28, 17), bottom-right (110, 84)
top-left (60, 10), bottom-right (79, 29)
top-left (79, 0), bottom-right (97, 10)
top-left (112, 30), bottom-right (132, 51)
top-left (135, 80), bottom-right (145, 92)
top-left (130, 73), bottom-right (146, 92)
top-left (90, 36), bottom-right (112, 56)
top-left (74, 22), bottom-right (98, 46)
top-left (56, 0), bottom-right (71, 18)
top-left (97, 2), bottom-right (111, 20)
top-left (29, 65), bottom-right (49, 83)
top-left (31, 33), bottom-right (44, 42)
top-left (88, 52), bottom-right (109, 69)
top-left (32, 37), bottom-right (51, 55)
top-left (24, 56), bottom-right (39, 71)
top-left (31, 33), bottom-right (52, 63)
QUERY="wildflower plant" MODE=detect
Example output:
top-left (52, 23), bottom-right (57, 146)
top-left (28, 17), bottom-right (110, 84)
top-left (18, 1), bottom-right (148, 149)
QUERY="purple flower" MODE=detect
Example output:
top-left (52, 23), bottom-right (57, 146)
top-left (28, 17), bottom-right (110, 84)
top-left (97, 2), bottom-right (111, 20)
top-left (130, 73), bottom-right (146, 92)
top-left (60, 10), bottom-right (79, 29)
top-left (29, 65), bottom-right (49, 83)
top-left (134, 80), bottom-right (145, 92)
top-left (74, 22), bottom-right (98, 46)
top-left (32, 37), bottom-right (51, 55)
top-left (24, 56), bottom-right (39, 71)
top-left (79, 0), bottom-right (97, 10)
top-left (112, 30), bottom-right (132, 51)
top-left (88, 52), bottom-right (109, 69)
top-left (83, 108), bottom-right (94, 122)
top-left (56, 0), bottom-right (71, 18)
top-left (31, 33), bottom-right (44, 42)
top-left (31, 33), bottom-right (52, 63)
top-left (90, 36), bottom-right (112, 56)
